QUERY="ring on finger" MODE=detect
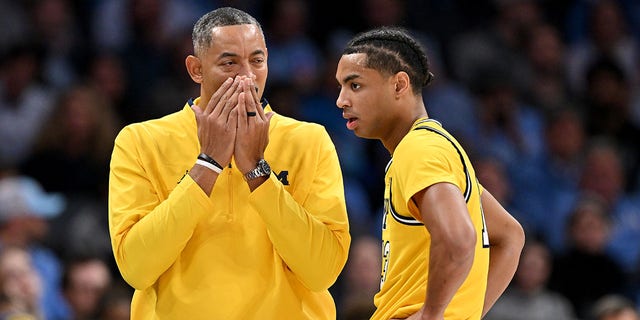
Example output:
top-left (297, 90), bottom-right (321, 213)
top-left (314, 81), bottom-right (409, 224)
top-left (247, 111), bottom-right (257, 117)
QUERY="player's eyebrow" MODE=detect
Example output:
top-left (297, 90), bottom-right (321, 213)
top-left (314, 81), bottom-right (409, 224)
top-left (340, 74), bottom-right (360, 84)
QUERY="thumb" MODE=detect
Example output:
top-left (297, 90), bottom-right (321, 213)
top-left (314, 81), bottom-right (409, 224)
top-left (191, 104), bottom-right (202, 116)
top-left (265, 111), bottom-right (275, 122)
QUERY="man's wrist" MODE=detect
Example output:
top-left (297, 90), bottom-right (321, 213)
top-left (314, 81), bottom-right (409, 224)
top-left (198, 153), bottom-right (224, 171)
top-left (195, 159), bottom-right (222, 174)
top-left (243, 159), bottom-right (271, 181)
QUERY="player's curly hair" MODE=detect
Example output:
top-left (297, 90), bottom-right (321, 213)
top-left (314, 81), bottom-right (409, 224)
top-left (343, 27), bottom-right (434, 93)
top-left (192, 7), bottom-right (263, 56)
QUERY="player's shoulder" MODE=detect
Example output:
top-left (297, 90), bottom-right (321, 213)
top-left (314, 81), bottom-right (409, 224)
top-left (398, 119), bottom-right (445, 147)
top-left (410, 118), bottom-right (452, 139)
top-left (395, 119), bottom-right (459, 159)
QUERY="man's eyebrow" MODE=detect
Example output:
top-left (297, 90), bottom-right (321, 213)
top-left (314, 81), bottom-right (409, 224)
top-left (218, 52), bottom-right (238, 59)
top-left (341, 74), bottom-right (360, 84)
top-left (218, 50), bottom-right (265, 59)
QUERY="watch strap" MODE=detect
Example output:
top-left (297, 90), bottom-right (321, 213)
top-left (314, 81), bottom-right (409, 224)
top-left (244, 159), bottom-right (270, 181)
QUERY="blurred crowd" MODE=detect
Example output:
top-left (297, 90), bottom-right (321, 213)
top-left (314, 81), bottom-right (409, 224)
top-left (0, 0), bottom-right (639, 319)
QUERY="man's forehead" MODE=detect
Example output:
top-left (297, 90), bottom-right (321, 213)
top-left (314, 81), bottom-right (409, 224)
top-left (337, 53), bottom-right (373, 80)
top-left (210, 24), bottom-right (264, 42)
top-left (206, 25), bottom-right (266, 56)
top-left (340, 53), bottom-right (368, 67)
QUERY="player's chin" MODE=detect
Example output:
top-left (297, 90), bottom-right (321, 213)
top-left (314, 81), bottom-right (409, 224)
top-left (353, 128), bottom-right (375, 140)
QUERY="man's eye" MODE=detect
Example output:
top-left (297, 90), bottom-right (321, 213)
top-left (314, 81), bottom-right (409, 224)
top-left (221, 61), bottom-right (235, 66)
top-left (350, 83), bottom-right (360, 90)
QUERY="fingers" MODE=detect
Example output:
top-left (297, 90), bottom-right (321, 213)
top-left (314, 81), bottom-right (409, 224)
top-left (191, 103), bottom-right (202, 117)
top-left (202, 77), bottom-right (243, 122)
top-left (228, 103), bottom-right (239, 129)
top-left (241, 79), bottom-right (258, 119)
top-left (238, 78), bottom-right (264, 122)
top-left (237, 91), bottom-right (247, 125)
top-left (220, 80), bottom-right (241, 121)
top-left (204, 76), bottom-right (263, 126)
top-left (265, 111), bottom-right (274, 122)
top-left (205, 77), bottom-right (233, 114)
top-left (246, 79), bottom-right (266, 121)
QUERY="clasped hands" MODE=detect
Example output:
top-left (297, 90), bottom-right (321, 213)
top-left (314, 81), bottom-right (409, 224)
top-left (191, 75), bottom-right (273, 176)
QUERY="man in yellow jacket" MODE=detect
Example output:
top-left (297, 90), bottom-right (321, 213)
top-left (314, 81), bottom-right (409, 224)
top-left (108, 7), bottom-right (350, 319)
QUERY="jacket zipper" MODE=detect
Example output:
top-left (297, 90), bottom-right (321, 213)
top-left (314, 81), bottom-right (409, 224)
top-left (227, 163), bottom-right (234, 222)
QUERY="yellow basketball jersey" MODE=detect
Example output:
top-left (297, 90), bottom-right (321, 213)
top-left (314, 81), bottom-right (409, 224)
top-left (371, 118), bottom-right (490, 320)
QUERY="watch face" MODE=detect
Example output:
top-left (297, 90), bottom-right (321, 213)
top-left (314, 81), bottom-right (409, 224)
top-left (258, 159), bottom-right (271, 175)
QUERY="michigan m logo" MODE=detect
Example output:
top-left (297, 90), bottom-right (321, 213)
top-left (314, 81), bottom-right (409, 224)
top-left (275, 170), bottom-right (289, 185)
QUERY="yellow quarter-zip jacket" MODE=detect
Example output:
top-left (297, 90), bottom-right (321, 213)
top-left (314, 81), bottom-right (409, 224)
top-left (108, 101), bottom-right (350, 319)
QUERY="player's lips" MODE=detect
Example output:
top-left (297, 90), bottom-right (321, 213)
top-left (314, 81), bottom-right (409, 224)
top-left (343, 114), bottom-right (358, 130)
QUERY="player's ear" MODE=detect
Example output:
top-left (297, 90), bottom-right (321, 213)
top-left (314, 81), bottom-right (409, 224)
top-left (394, 71), bottom-right (411, 96)
top-left (185, 55), bottom-right (203, 84)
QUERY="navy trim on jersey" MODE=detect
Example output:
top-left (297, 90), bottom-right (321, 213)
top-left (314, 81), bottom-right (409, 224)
top-left (388, 177), bottom-right (424, 226)
top-left (413, 125), bottom-right (472, 203)
top-left (414, 118), bottom-right (442, 127)
top-left (384, 159), bottom-right (393, 174)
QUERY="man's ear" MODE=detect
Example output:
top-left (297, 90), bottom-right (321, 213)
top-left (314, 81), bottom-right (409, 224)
top-left (393, 71), bottom-right (411, 97)
top-left (185, 55), bottom-right (203, 84)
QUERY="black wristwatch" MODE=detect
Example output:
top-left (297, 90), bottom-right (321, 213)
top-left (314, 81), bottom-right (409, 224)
top-left (244, 159), bottom-right (271, 181)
